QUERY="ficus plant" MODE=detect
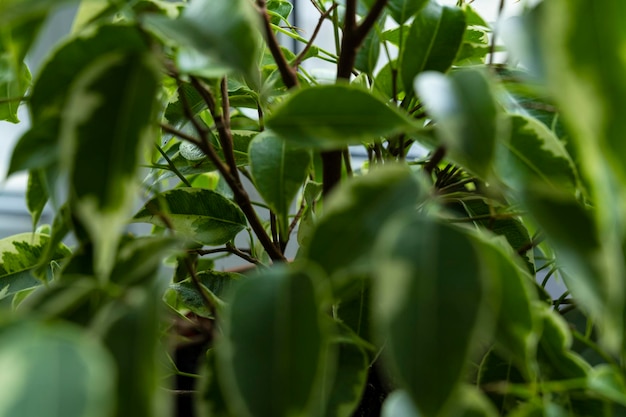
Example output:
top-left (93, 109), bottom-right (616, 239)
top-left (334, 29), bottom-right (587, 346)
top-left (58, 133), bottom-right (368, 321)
top-left (1, 0), bottom-right (626, 416)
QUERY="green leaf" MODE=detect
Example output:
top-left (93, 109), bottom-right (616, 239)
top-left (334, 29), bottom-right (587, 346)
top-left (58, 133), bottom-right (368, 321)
top-left (0, 233), bottom-right (70, 281)
top-left (133, 188), bottom-right (247, 246)
top-left (587, 365), bottom-right (626, 406)
top-left (0, 61), bottom-right (30, 123)
top-left (0, 322), bottom-right (115, 417)
top-left (266, 0), bottom-right (293, 25)
top-left (415, 69), bottom-right (499, 178)
top-left (388, 0), bottom-right (428, 24)
top-left (249, 132), bottom-right (311, 232)
top-left (26, 169), bottom-right (48, 230)
top-left (355, 28), bottom-right (380, 76)
top-left (8, 118), bottom-right (60, 175)
top-left (473, 235), bottom-right (539, 380)
top-left (523, 185), bottom-right (623, 352)
top-left (143, 0), bottom-right (261, 81)
top-left (496, 114), bottom-right (578, 192)
top-left (321, 339), bottom-right (369, 417)
top-left (61, 51), bottom-right (160, 278)
top-left (169, 270), bottom-right (242, 317)
top-left (217, 266), bottom-right (328, 417)
top-left (267, 84), bottom-right (417, 149)
top-left (373, 59), bottom-right (403, 100)
top-left (400, 1), bottom-right (466, 94)
top-left (448, 385), bottom-right (499, 417)
top-left (373, 214), bottom-right (492, 416)
top-left (307, 165), bottom-right (423, 281)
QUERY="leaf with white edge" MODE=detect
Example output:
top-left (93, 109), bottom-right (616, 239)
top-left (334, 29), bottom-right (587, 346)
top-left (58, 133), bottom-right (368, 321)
top-left (373, 214), bottom-right (492, 416)
top-left (496, 114), bottom-right (578, 192)
top-left (266, 84), bottom-right (418, 149)
top-left (0, 322), bottom-right (115, 417)
top-left (415, 69), bottom-right (499, 178)
top-left (217, 266), bottom-right (329, 417)
top-left (133, 188), bottom-right (247, 246)
top-left (143, 0), bottom-right (261, 81)
top-left (400, 1), bottom-right (466, 94)
top-left (307, 165), bottom-right (423, 280)
top-left (60, 51), bottom-right (159, 279)
top-left (381, 391), bottom-right (420, 417)
top-left (388, 0), bottom-right (428, 24)
top-left (249, 132), bottom-right (311, 233)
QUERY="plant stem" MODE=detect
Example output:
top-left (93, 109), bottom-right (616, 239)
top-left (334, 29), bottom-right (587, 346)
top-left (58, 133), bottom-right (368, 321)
top-left (292, 3), bottom-right (337, 69)
top-left (154, 143), bottom-right (192, 187)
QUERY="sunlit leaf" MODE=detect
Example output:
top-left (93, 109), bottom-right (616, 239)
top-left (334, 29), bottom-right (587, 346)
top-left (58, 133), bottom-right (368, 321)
top-left (266, 84), bottom-right (418, 149)
top-left (381, 390), bottom-right (420, 417)
top-left (133, 188), bottom-right (247, 246)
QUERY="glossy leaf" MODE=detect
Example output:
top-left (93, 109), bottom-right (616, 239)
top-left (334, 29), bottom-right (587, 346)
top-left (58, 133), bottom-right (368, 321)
top-left (266, 84), bottom-right (418, 149)
top-left (0, 323), bottom-right (115, 417)
top-left (249, 132), bottom-right (311, 232)
top-left (133, 188), bottom-right (247, 246)
top-left (400, 1), bottom-right (466, 94)
top-left (307, 165), bottom-right (423, 280)
top-left (217, 267), bottom-right (328, 417)
top-left (143, 0), bottom-right (261, 81)
top-left (388, 0), bottom-right (428, 24)
top-left (61, 51), bottom-right (159, 278)
top-left (373, 214), bottom-right (491, 416)
top-left (496, 114), bottom-right (578, 192)
top-left (415, 69), bottom-right (499, 178)
top-left (266, 0), bottom-right (293, 25)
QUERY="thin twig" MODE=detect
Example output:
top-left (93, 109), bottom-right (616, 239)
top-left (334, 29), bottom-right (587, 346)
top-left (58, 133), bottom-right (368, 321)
top-left (488, 0), bottom-right (506, 66)
top-left (154, 143), bottom-right (192, 187)
top-left (292, 3), bottom-right (337, 69)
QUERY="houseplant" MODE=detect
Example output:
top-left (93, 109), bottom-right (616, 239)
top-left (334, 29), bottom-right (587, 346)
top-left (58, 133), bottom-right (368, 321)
top-left (2, 0), bottom-right (626, 415)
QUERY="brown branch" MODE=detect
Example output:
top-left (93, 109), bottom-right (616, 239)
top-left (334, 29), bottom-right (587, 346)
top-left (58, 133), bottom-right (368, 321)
top-left (292, 3), bottom-right (337, 69)
top-left (256, 0), bottom-right (299, 89)
top-left (355, 0), bottom-right (389, 41)
top-left (218, 77), bottom-right (239, 180)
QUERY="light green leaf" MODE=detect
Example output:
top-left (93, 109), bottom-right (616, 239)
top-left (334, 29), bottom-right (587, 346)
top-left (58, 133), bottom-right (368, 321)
top-left (249, 132), bottom-right (311, 233)
top-left (588, 365), bottom-right (626, 406)
top-left (266, 0), bottom-right (293, 25)
top-left (415, 69), bottom-right (499, 178)
top-left (133, 188), bottom-right (247, 246)
top-left (449, 385), bottom-right (499, 417)
top-left (307, 165), bottom-right (423, 281)
top-left (373, 214), bottom-right (491, 416)
top-left (0, 322), bottom-right (115, 417)
top-left (388, 0), bottom-right (428, 24)
top-left (401, 1), bottom-right (466, 94)
top-left (143, 0), bottom-right (261, 81)
top-left (496, 114), bottom-right (578, 192)
top-left (217, 266), bottom-right (328, 417)
top-left (267, 84), bottom-right (417, 149)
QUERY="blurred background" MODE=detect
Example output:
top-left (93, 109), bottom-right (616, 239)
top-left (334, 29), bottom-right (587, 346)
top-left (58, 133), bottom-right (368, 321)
top-left (0, 0), bottom-right (530, 238)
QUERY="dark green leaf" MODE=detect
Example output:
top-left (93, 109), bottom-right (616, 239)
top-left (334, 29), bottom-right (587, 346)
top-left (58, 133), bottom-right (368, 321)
top-left (0, 322), bottom-right (115, 417)
top-left (133, 188), bottom-right (247, 246)
top-left (415, 69), bottom-right (499, 178)
top-left (355, 29), bottom-right (380, 76)
top-left (169, 271), bottom-right (242, 317)
top-left (110, 236), bottom-right (182, 285)
top-left (388, 0), bottom-right (428, 24)
top-left (143, 0), bottom-right (261, 81)
top-left (266, 84), bottom-right (418, 149)
top-left (217, 266), bottom-right (328, 417)
top-left (373, 214), bottom-right (491, 416)
top-left (26, 169), bottom-right (48, 230)
top-left (249, 132), bottom-right (311, 232)
top-left (7, 117), bottom-right (60, 175)
top-left (373, 59), bottom-right (403, 100)
top-left (400, 1), bottom-right (466, 93)
top-left (61, 51), bottom-right (159, 278)
top-left (307, 165), bottom-right (423, 281)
